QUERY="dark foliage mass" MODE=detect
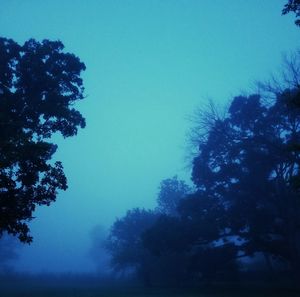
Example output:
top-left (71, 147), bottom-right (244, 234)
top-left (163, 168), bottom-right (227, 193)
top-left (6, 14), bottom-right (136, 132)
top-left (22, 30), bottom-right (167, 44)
top-left (0, 38), bottom-right (86, 242)
top-left (106, 177), bottom-right (191, 286)
top-left (1, 1), bottom-right (299, 291)
top-left (106, 208), bottom-right (159, 283)
top-left (105, 51), bottom-right (300, 286)
top-left (283, 0), bottom-right (300, 26)
top-left (99, 2), bottom-right (300, 288)
top-left (156, 176), bottom-right (191, 216)
top-left (192, 91), bottom-right (300, 278)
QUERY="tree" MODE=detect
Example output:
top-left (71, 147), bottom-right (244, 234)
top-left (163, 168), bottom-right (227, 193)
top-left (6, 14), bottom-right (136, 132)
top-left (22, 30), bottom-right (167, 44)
top-left (89, 225), bottom-right (111, 274)
top-left (191, 92), bottom-right (300, 278)
top-left (0, 233), bottom-right (20, 273)
top-left (105, 208), bottom-right (159, 285)
top-left (156, 176), bottom-right (191, 216)
top-left (105, 177), bottom-right (191, 286)
top-left (282, 0), bottom-right (300, 26)
top-left (0, 38), bottom-right (86, 242)
top-left (144, 192), bottom-right (239, 284)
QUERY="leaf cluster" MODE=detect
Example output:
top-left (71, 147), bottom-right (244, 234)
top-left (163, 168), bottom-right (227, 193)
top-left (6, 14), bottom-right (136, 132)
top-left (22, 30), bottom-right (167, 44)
top-left (0, 38), bottom-right (86, 242)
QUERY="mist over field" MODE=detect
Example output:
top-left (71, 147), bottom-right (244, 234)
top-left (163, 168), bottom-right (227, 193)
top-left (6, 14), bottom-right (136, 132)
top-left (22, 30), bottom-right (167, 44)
top-left (1, 1), bottom-right (300, 296)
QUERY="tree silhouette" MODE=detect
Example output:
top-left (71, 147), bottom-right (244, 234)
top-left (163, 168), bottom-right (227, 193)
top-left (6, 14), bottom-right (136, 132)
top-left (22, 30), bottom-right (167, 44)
top-left (142, 74), bottom-right (300, 282)
top-left (0, 38), bottom-right (86, 242)
top-left (156, 176), bottom-right (191, 216)
top-left (106, 177), bottom-right (191, 285)
top-left (105, 208), bottom-right (159, 284)
top-left (282, 0), bottom-right (300, 26)
top-left (191, 91), bottom-right (300, 279)
top-left (0, 233), bottom-right (20, 273)
top-left (144, 191), bottom-right (239, 283)
top-left (89, 225), bottom-right (111, 274)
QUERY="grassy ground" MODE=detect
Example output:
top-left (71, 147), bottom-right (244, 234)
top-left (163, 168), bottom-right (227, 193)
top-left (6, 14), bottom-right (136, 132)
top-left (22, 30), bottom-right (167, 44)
top-left (0, 275), bottom-right (299, 297)
top-left (1, 286), bottom-right (300, 297)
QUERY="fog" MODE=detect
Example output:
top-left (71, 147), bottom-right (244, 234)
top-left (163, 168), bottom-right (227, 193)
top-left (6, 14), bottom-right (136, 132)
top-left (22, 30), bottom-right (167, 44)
top-left (0, 0), bottom-right (299, 285)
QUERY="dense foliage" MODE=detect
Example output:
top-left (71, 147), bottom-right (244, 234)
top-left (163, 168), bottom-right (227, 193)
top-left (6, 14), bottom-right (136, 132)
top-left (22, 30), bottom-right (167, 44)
top-left (105, 57), bottom-right (300, 285)
top-left (0, 38), bottom-right (86, 242)
top-left (106, 178), bottom-right (191, 285)
top-left (191, 92), bottom-right (300, 277)
top-left (104, 2), bottom-right (300, 287)
top-left (283, 0), bottom-right (300, 26)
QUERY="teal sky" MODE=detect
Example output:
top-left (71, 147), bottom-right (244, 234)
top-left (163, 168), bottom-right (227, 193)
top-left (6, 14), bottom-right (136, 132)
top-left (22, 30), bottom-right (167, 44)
top-left (0, 0), bottom-right (299, 273)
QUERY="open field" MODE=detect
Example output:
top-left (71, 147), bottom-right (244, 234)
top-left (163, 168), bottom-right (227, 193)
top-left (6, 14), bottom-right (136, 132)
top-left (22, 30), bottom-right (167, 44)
top-left (1, 288), bottom-right (300, 297)
top-left (0, 274), bottom-right (299, 297)
top-left (1, 283), bottom-right (299, 297)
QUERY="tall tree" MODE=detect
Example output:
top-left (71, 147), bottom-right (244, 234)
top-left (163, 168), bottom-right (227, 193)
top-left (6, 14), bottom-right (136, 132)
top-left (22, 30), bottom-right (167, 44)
top-left (0, 38), bottom-right (86, 242)
top-left (192, 92), bottom-right (300, 277)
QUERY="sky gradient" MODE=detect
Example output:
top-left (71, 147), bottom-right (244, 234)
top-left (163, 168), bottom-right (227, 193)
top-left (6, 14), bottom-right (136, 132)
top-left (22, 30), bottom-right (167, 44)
top-left (0, 0), bottom-right (299, 273)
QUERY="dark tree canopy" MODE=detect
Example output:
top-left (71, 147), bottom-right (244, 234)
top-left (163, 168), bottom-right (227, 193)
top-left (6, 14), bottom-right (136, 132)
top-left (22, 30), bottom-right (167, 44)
top-left (106, 208), bottom-right (158, 271)
top-left (156, 176), bottom-right (191, 216)
top-left (0, 38), bottom-right (86, 242)
top-left (105, 208), bottom-right (159, 284)
top-left (106, 177), bottom-right (191, 286)
top-left (106, 64), bottom-right (300, 285)
top-left (103, 6), bottom-right (300, 286)
top-left (191, 91), bottom-right (300, 274)
top-left (283, 0), bottom-right (300, 26)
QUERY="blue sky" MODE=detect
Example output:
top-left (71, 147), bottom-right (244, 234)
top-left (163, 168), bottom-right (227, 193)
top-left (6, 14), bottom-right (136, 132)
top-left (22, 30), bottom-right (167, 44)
top-left (0, 0), bottom-right (299, 273)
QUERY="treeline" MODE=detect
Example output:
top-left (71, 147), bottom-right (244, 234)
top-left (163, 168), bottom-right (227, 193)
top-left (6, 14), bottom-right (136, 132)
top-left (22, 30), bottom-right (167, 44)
top-left (104, 52), bottom-right (300, 287)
